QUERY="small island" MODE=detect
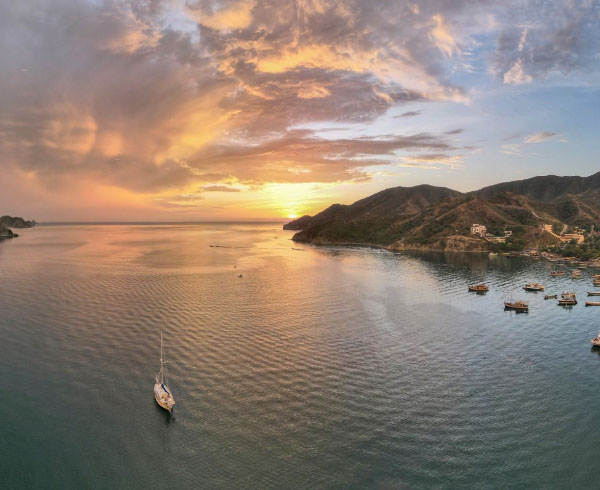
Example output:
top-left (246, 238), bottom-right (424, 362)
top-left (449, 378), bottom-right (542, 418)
top-left (0, 215), bottom-right (36, 240)
top-left (284, 171), bottom-right (600, 258)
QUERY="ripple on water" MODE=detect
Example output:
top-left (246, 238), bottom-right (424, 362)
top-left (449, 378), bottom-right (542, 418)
top-left (1, 226), bottom-right (600, 489)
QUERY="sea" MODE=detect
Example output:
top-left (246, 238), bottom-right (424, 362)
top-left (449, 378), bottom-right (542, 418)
top-left (0, 223), bottom-right (599, 489)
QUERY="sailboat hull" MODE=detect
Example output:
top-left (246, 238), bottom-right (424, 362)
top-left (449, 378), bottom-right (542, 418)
top-left (154, 382), bottom-right (175, 412)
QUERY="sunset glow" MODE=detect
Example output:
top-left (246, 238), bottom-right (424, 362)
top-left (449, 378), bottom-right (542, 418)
top-left (0, 1), bottom-right (598, 221)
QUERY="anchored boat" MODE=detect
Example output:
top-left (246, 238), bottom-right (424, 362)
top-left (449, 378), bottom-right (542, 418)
top-left (523, 282), bottom-right (544, 291)
top-left (550, 271), bottom-right (565, 277)
top-left (504, 300), bottom-right (529, 311)
top-left (592, 332), bottom-right (600, 347)
top-left (154, 331), bottom-right (176, 413)
top-left (587, 292), bottom-right (600, 297)
top-left (586, 302), bottom-right (600, 307)
top-left (558, 291), bottom-right (577, 306)
top-left (468, 284), bottom-right (489, 293)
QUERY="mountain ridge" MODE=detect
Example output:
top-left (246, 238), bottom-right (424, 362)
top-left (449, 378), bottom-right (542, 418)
top-left (285, 171), bottom-right (600, 252)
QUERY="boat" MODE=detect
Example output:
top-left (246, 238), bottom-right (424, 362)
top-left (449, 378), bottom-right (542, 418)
top-left (586, 302), bottom-right (600, 306)
top-left (558, 291), bottom-right (577, 306)
top-left (550, 271), bottom-right (565, 276)
top-left (544, 294), bottom-right (558, 300)
top-left (572, 270), bottom-right (582, 278)
top-left (558, 298), bottom-right (577, 306)
top-left (593, 274), bottom-right (600, 279)
top-left (592, 332), bottom-right (600, 347)
top-left (594, 280), bottom-right (600, 286)
top-left (154, 331), bottom-right (176, 413)
top-left (504, 300), bottom-right (528, 311)
top-left (587, 292), bottom-right (600, 297)
top-left (578, 264), bottom-right (588, 270)
top-left (489, 252), bottom-right (498, 258)
top-left (468, 284), bottom-right (489, 293)
top-left (523, 282), bottom-right (544, 291)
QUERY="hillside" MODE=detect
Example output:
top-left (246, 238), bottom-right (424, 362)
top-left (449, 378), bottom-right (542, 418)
top-left (285, 172), bottom-right (600, 252)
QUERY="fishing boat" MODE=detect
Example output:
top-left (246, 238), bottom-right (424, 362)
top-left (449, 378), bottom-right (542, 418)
top-left (523, 282), bottom-right (544, 291)
top-left (504, 300), bottom-right (528, 311)
top-left (585, 302), bottom-right (600, 307)
top-left (468, 284), bottom-right (489, 293)
top-left (587, 292), bottom-right (600, 297)
top-left (592, 332), bottom-right (600, 348)
top-left (544, 294), bottom-right (558, 300)
top-left (550, 271), bottom-right (565, 276)
top-left (154, 331), bottom-right (175, 413)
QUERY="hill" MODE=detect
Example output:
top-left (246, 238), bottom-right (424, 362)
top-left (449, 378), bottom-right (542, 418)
top-left (285, 172), bottom-right (600, 252)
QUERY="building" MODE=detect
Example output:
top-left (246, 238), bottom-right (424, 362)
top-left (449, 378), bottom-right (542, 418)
top-left (559, 233), bottom-right (584, 244)
top-left (471, 224), bottom-right (487, 237)
top-left (485, 234), bottom-right (506, 244)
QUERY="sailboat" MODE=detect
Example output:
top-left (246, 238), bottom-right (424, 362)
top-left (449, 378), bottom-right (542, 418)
top-left (154, 331), bottom-right (175, 413)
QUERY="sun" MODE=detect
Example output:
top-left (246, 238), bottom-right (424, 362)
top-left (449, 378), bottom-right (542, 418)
top-left (287, 213), bottom-right (298, 219)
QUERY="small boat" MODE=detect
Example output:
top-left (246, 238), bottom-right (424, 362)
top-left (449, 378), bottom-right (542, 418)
top-left (593, 274), bottom-right (600, 279)
top-left (489, 252), bottom-right (498, 258)
top-left (504, 300), bottom-right (529, 311)
top-left (558, 299), bottom-right (577, 306)
top-left (468, 284), bottom-right (489, 293)
top-left (523, 282), bottom-right (544, 291)
top-left (572, 270), bottom-right (582, 278)
top-left (592, 333), bottom-right (600, 347)
top-left (550, 271), bottom-right (565, 276)
top-left (594, 280), bottom-right (600, 286)
top-left (587, 292), bottom-right (600, 297)
top-left (544, 294), bottom-right (558, 300)
top-left (154, 331), bottom-right (175, 413)
top-left (561, 291), bottom-right (577, 299)
top-left (586, 302), bottom-right (600, 307)
top-left (578, 264), bottom-right (588, 270)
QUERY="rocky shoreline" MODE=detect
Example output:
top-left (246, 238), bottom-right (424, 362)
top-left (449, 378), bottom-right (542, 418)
top-left (0, 216), bottom-right (35, 240)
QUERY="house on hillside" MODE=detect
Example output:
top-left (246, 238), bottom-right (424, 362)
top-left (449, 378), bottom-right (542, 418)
top-left (560, 233), bottom-right (584, 244)
top-left (471, 224), bottom-right (487, 237)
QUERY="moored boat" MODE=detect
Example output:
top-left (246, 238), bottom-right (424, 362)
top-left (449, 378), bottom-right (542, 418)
top-left (504, 300), bottom-right (529, 311)
top-left (154, 331), bottom-right (176, 413)
top-left (592, 332), bottom-right (600, 347)
top-left (544, 294), bottom-right (558, 300)
top-left (523, 282), bottom-right (544, 291)
top-left (572, 270), bottom-right (582, 278)
top-left (468, 283), bottom-right (489, 293)
top-left (587, 292), bottom-right (600, 297)
top-left (586, 301), bottom-right (600, 306)
top-left (558, 291), bottom-right (577, 306)
top-left (550, 271), bottom-right (565, 276)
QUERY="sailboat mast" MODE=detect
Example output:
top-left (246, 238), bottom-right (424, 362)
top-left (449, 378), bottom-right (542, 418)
top-left (160, 330), bottom-right (164, 383)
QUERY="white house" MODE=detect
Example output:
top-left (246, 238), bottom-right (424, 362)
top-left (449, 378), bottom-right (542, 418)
top-left (471, 224), bottom-right (487, 237)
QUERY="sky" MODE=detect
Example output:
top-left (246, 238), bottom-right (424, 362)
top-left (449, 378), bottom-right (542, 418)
top-left (0, 0), bottom-right (599, 221)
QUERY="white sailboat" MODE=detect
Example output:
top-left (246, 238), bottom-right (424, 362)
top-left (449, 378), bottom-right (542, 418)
top-left (154, 331), bottom-right (175, 413)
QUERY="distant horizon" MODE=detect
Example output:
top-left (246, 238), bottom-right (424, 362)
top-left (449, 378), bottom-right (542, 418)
top-left (12, 169), bottom-right (600, 223)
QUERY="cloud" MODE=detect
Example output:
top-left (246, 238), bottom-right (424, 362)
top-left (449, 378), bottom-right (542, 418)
top-left (400, 153), bottom-right (463, 169)
top-left (397, 110), bottom-right (423, 118)
top-left (0, 0), bottom-right (596, 213)
top-left (525, 131), bottom-right (566, 143)
top-left (200, 185), bottom-right (242, 192)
